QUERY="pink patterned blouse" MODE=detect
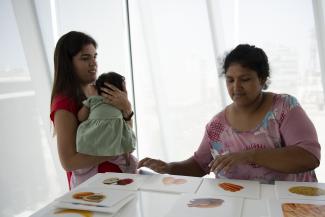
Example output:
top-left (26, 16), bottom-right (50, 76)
top-left (193, 93), bottom-right (321, 184)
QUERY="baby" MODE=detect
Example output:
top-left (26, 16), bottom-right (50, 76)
top-left (76, 72), bottom-right (137, 174)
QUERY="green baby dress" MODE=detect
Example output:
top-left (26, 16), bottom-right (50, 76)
top-left (76, 95), bottom-right (136, 156)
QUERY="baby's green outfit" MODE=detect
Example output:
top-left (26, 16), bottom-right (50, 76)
top-left (76, 96), bottom-right (136, 156)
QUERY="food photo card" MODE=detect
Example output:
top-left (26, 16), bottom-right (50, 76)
top-left (165, 193), bottom-right (243, 217)
top-left (86, 172), bottom-right (150, 191)
top-left (30, 207), bottom-right (114, 217)
top-left (139, 174), bottom-right (203, 194)
top-left (54, 187), bottom-right (136, 213)
top-left (196, 178), bottom-right (260, 199)
top-left (268, 198), bottom-right (325, 217)
top-left (275, 181), bottom-right (325, 200)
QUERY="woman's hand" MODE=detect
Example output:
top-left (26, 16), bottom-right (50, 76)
top-left (209, 150), bottom-right (255, 174)
top-left (138, 157), bottom-right (171, 174)
top-left (101, 82), bottom-right (132, 114)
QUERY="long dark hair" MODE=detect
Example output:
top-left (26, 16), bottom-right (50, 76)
top-left (51, 31), bottom-right (97, 106)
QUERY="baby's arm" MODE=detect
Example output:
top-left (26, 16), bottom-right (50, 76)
top-left (77, 106), bottom-right (90, 122)
top-left (78, 84), bottom-right (97, 122)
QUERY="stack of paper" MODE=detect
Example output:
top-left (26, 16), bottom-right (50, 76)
top-left (139, 174), bottom-right (203, 193)
top-left (54, 187), bottom-right (136, 214)
top-left (197, 178), bottom-right (260, 199)
top-left (86, 172), bottom-right (150, 191)
top-left (165, 193), bottom-right (243, 217)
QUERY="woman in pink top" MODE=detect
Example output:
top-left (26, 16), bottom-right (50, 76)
top-left (138, 44), bottom-right (320, 183)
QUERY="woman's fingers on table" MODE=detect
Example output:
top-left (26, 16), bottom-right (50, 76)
top-left (155, 165), bottom-right (169, 174)
top-left (138, 157), bottom-right (164, 167)
top-left (138, 157), bottom-right (167, 172)
top-left (138, 157), bottom-right (151, 166)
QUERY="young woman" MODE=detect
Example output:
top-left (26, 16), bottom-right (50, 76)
top-left (50, 31), bottom-right (134, 188)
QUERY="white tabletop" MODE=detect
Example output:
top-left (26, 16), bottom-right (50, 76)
top-left (31, 174), bottom-right (277, 217)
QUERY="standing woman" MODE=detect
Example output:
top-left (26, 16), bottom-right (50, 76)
top-left (50, 31), bottom-right (134, 189)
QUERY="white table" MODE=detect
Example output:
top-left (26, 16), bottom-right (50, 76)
top-left (31, 174), bottom-right (277, 217)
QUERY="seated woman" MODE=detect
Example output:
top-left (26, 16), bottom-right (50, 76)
top-left (138, 44), bottom-right (321, 184)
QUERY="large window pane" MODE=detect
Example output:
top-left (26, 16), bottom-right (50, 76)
top-left (0, 1), bottom-right (65, 217)
top-left (56, 0), bottom-right (131, 79)
top-left (130, 0), bottom-right (224, 162)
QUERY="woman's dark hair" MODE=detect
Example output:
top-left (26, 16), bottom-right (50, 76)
top-left (51, 31), bottom-right (97, 106)
top-left (96, 72), bottom-right (125, 95)
top-left (222, 44), bottom-right (270, 89)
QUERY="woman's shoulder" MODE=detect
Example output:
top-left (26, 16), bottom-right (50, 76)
top-left (272, 93), bottom-right (300, 110)
top-left (269, 93), bottom-right (301, 124)
top-left (52, 94), bottom-right (75, 102)
top-left (211, 108), bottom-right (227, 122)
top-left (51, 94), bottom-right (79, 121)
top-left (204, 109), bottom-right (228, 142)
top-left (206, 109), bottom-right (228, 130)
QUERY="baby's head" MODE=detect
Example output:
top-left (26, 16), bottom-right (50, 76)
top-left (96, 72), bottom-right (125, 95)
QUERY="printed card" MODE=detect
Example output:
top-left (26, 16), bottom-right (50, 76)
top-left (30, 207), bottom-right (115, 217)
top-left (139, 174), bottom-right (203, 194)
top-left (86, 172), bottom-right (150, 191)
top-left (54, 187), bottom-right (136, 213)
top-left (275, 181), bottom-right (325, 200)
top-left (268, 198), bottom-right (325, 217)
top-left (165, 193), bottom-right (243, 217)
top-left (197, 178), bottom-right (260, 199)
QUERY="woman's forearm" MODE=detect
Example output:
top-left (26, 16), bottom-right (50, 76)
top-left (59, 152), bottom-right (113, 172)
top-left (168, 157), bottom-right (207, 177)
top-left (252, 146), bottom-right (319, 173)
top-left (55, 110), bottom-right (114, 171)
